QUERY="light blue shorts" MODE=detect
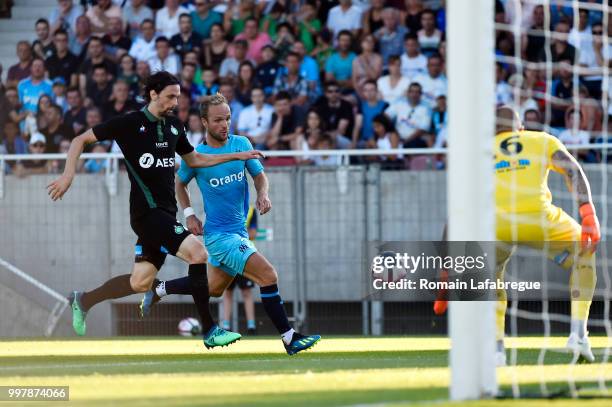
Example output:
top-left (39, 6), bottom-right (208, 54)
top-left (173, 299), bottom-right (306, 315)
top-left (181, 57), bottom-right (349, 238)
top-left (204, 231), bottom-right (257, 277)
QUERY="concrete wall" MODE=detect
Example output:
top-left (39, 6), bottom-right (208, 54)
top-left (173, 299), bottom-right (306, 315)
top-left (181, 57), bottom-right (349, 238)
top-left (0, 165), bottom-right (610, 336)
top-left (0, 174), bottom-right (113, 336)
top-left (0, 282), bottom-right (72, 337)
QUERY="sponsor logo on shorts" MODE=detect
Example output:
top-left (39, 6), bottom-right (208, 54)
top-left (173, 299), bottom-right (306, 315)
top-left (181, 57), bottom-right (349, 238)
top-left (175, 225), bottom-right (185, 234)
top-left (239, 244), bottom-right (248, 253)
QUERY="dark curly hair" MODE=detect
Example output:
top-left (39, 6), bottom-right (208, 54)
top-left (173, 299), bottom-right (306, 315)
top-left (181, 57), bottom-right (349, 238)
top-left (143, 71), bottom-right (180, 102)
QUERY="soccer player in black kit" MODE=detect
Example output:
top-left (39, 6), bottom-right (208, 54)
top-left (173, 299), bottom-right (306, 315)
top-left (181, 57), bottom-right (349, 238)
top-left (47, 71), bottom-right (263, 348)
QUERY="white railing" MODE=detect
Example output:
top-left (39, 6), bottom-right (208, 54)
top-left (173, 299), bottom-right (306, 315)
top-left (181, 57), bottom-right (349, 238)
top-left (1, 142), bottom-right (610, 162)
top-left (0, 148), bottom-right (448, 199)
top-left (0, 148), bottom-right (447, 161)
top-left (0, 144), bottom-right (610, 200)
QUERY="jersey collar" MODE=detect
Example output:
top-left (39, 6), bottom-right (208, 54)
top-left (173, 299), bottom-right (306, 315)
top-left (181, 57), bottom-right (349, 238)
top-left (142, 105), bottom-right (165, 124)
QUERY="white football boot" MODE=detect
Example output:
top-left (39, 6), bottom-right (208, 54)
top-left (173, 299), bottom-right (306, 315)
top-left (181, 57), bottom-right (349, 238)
top-left (566, 332), bottom-right (595, 363)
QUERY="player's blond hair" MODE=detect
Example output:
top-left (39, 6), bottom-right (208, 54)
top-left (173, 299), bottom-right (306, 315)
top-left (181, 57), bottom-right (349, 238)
top-left (199, 93), bottom-right (229, 119)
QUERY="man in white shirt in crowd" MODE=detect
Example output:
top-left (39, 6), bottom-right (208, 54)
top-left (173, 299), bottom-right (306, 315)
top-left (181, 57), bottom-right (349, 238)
top-left (147, 37), bottom-right (181, 75)
top-left (400, 34), bottom-right (428, 82)
top-left (237, 86), bottom-right (274, 150)
top-left (326, 0), bottom-right (362, 40)
top-left (412, 54), bottom-right (447, 108)
top-left (385, 82), bottom-right (432, 148)
top-left (156, 0), bottom-right (190, 39)
top-left (129, 19), bottom-right (158, 62)
top-left (568, 8), bottom-right (594, 67)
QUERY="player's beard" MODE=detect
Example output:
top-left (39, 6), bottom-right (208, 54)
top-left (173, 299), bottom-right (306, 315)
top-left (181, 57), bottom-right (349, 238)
top-left (160, 106), bottom-right (176, 117)
top-left (208, 128), bottom-right (228, 143)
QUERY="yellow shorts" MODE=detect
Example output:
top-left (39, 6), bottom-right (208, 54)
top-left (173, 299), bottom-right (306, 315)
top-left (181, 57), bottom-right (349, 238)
top-left (496, 205), bottom-right (582, 269)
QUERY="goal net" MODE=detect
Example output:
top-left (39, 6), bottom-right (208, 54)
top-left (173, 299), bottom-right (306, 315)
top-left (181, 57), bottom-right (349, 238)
top-left (449, 0), bottom-right (611, 400)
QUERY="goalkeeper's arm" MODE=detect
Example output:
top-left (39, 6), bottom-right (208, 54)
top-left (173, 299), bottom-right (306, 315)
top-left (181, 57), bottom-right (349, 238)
top-left (551, 149), bottom-right (601, 252)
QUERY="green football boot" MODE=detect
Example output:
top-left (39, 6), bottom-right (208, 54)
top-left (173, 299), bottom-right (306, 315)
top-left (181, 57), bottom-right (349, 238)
top-left (68, 291), bottom-right (87, 336)
top-left (203, 326), bottom-right (242, 349)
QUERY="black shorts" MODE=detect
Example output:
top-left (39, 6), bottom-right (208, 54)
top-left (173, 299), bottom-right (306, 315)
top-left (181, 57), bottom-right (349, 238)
top-left (130, 208), bottom-right (191, 270)
top-left (228, 274), bottom-right (255, 290)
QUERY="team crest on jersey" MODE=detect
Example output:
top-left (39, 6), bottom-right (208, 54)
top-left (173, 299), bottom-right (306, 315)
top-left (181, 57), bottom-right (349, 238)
top-left (170, 125), bottom-right (178, 135)
top-left (175, 225), bottom-right (184, 234)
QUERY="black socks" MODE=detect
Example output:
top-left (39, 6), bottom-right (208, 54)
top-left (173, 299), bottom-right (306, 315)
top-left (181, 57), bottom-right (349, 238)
top-left (260, 284), bottom-right (291, 334)
top-left (188, 264), bottom-right (214, 333)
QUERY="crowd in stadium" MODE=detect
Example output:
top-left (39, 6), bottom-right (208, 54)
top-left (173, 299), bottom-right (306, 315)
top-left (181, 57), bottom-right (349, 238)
top-left (0, 0), bottom-right (610, 176)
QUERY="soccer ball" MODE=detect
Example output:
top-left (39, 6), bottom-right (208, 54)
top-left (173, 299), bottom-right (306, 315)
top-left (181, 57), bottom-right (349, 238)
top-left (177, 317), bottom-right (202, 336)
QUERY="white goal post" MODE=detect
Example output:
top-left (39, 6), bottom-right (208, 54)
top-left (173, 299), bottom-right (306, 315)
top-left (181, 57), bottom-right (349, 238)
top-left (447, 0), bottom-right (498, 400)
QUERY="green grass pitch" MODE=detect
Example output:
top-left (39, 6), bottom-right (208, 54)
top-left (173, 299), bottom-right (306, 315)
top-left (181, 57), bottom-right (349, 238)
top-left (0, 336), bottom-right (610, 406)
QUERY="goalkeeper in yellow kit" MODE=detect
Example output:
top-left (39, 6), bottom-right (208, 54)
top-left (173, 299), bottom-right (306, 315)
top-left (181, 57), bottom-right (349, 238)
top-left (435, 106), bottom-right (601, 365)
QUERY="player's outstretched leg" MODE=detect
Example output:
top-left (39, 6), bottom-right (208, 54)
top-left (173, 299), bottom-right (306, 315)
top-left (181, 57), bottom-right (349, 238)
top-left (566, 251), bottom-right (597, 363)
top-left (244, 253), bottom-right (321, 355)
top-left (69, 274), bottom-right (138, 336)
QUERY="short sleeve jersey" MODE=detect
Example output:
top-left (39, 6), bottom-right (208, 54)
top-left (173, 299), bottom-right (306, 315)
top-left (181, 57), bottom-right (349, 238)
top-left (494, 130), bottom-right (569, 214)
top-left (93, 106), bottom-right (194, 218)
top-left (177, 135), bottom-right (264, 236)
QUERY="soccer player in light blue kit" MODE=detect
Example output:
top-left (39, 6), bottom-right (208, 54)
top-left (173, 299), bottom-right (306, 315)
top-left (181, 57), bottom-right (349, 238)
top-left (141, 94), bottom-right (320, 355)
